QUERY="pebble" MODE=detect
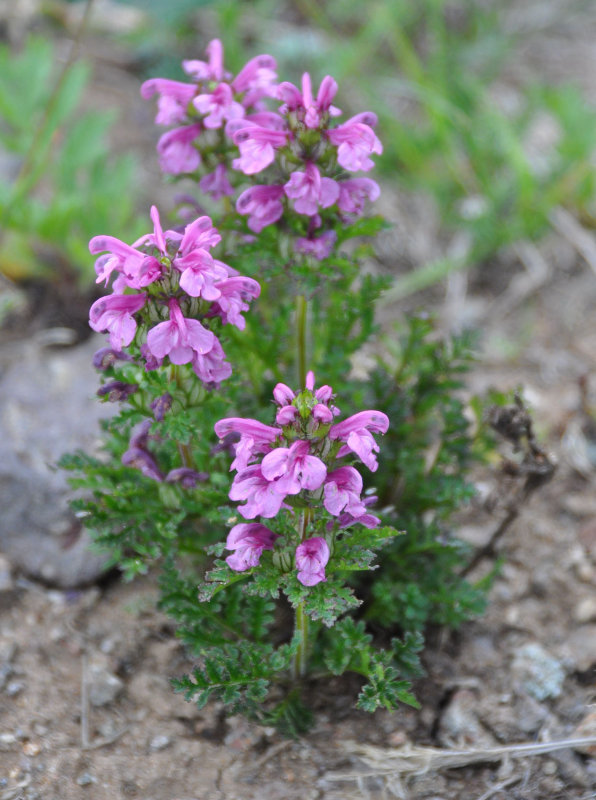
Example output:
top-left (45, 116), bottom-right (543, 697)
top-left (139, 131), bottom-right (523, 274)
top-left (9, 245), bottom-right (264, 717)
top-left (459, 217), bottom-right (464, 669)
top-left (5, 680), bottom-right (24, 697)
top-left (511, 642), bottom-right (565, 700)
top-left (573, 596), bottom-right (596, 623)
top-left (22, 742), bottom-right (41, 757)
top-left (87, 658), bottom-right (124, 707)
top-left (437, 689), bottom-right (496, 748)
top-left (76, 772), bottom-right (97, 786)
top-left (149, 734), bottom-right (171, 752)
top-left (572, 709), bottom-right (596, 756)
top-left (0, 554), bottom-right (13, 591)
top-left (562, 624), bottom-right (596, 671)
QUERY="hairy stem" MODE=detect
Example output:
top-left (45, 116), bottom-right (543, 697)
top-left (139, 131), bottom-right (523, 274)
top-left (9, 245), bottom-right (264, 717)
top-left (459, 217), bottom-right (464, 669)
top-left (296, 293), bottom-right (308, 387)
top-left (292, 602), bottom-right (309, 680)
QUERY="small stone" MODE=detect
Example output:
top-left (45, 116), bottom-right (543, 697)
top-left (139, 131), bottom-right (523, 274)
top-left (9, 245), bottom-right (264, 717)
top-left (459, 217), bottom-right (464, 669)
top-left (76, 772), bottom-right (97, 786)
top-left (572, 709), bottom-right (596, 756)
top-left (573, 596), bottom-right (596, 623)
top-left (22, 742), bottom-right (41, 757)
top-left (0, 555), bottom-right (13, 591)
top-left (87, 658), bottom-right (124, 707)
top-left (563, 625), bottom-right (596, 671)
top-left (5, 681), bottom-right (24, 697)
top-left (438, 689), bottom-right (496, 748)
top-left (149, 734), bottom-right (171, 752)
top-left (512, 642), bottom-right (565, 700)
top-left (0, 732), bottom-right (16, 746)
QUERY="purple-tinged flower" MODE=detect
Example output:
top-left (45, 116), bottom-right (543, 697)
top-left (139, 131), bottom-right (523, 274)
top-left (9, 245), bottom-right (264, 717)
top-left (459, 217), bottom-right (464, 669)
top-left (329, 410), bottom-right (389, 472)
top-left (140, 78), bottom-right (196, 126)
top-left (157, 125), bottom-right (201, 175)
top-left (327, 113), bottom-right (382, 172)
top-left (232, 54), bottom-right (277, 100)
top-left (175, 249), bottom-right (228, 300)
top-left (276, 405), bottom-right (298, 425)
top-left (150, 393), bottom-right (172, 421)
top-left (211, 277), bottom-right (261, 329)
top-left (214, 417), bottom-right (280, 472)
top-left (295, 537), bottom-right (330, 586)
top-left (177, 214), bottom-right (221, 255)
top-left (199, 164), bottom-right (234, 200)
top-left (229, 465), bottom-right (286, 519)
top-left (122, 447), bottom-right (164, 482)
top-left (284, 163), bottom-right (339, 216)
top-left (336, 496), bottom-right (380, 529)
top-left (337, 178), bottom-right (380, 216)
top-left (191, 337), bottom-right (232, 386)
top-left (146, 298), bottom-right (215, 365)
top-left (89, 293), bottom-right (146, 350)
top-left (278, 73), bottom-right (341, 129)
top-left (295, 230), bottom-right (337, 260)
top-left (166, 467), bottom-right (208, 488)
top-left (92, 347), bottom-right (133, 370)
top-left (129, 418), bottom-right (154, 450)
top-left (261, 440), bottom-right (327, 495)
top-left (273, 383), bottom-right (295, 406)
top-left (236, 185), bottom-right (284, 232)
top-left (225, 522), bottom-right (278, 572)
top-left (193, 82), bottom-right (244, 129)
top-left (323, 466), bottom-right (366, 517)
top-left (232, 125), bottom-right (287, 175)
top-left (97, 380), bottom-right (138, 402)
top-left (183, 39), bottom-right (227, 82)
top-left (140, 343), bottom-right (163, 371)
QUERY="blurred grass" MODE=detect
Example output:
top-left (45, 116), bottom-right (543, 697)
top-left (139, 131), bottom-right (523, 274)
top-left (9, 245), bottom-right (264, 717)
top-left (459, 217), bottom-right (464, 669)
top-left (4, 0), bottom-right (596, 296)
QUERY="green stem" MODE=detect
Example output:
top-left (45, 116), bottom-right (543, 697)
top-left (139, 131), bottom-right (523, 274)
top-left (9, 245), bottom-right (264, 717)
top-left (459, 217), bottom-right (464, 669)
top-left (292, 602), bottom-right (309, 680)
top-left (296, 293), bottom-right (308, 386)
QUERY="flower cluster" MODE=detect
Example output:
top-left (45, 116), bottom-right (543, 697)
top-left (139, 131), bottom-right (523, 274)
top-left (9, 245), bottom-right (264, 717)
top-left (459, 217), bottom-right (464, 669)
top-left (141, 40), bottom-right (382, 261)
top-left (89, 206), bottom-right (260, 384)
top-left (214, 372), bottom-right (388, 585)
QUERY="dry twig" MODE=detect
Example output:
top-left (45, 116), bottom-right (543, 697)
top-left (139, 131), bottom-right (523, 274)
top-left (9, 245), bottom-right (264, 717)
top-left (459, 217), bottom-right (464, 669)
top-left (326, 736), bottom-right (596, 783)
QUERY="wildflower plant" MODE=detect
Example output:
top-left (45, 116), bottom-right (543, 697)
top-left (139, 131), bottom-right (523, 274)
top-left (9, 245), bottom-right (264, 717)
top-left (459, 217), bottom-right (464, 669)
top-left (63, 39), bottom-right (494, 733)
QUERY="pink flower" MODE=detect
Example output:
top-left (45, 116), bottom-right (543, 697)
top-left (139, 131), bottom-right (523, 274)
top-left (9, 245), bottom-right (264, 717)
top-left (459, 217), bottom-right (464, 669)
top-left (214, 417), bottom-right (280, 472)
top-left (295, 230), bottom-right (337, 260)
top-left (232, 54), bottom-right (278, 105)
top-left (273, 383), bottom-right (295, 406)
top-left (193, 82), bottom-right (245, 129)
top-left (229, 465), bottom-right (286, 519)
top-left (225, 522), bottom-right (278, 571)
top-left (232, 125), bottom-right (287, 175)
top-left (191, 337), bottom-right (232, 385)
top-left (261, 440), bottom-right (327, 495)
top-left (140, 78), bottom-right (196, 125)
top-left (199, 164), bottom-right (234, 200)
top-left (178, 215), bottom-right (221, 254)
top-left (183, 39), bottom-right (227, 82)
top-left (211, 277), bottom-right (261, 329)
top-left (327, 113), bottom-right (382, 172)
top-left (295, 537), bottom-right (330, 586)
top-left (284, 163), bottom-right (339, 216)
top-left (236, 184), bottom-right (284, 232)
top-left (146, 298), bottom-right (215, 364)
top-left (337, 178), bottom-right (380, 216)
top-left (329, 410), bottom-right (389, 472)
top-left (278, 73), bottom-right (341, 129)
top-left (175, 249), bottom-right (228, 300)
top-left (89, 293), bottom-right (146, 350)
top-left (323, 466), bottom-right (366, 517)
top-left (156, 125), bottom-right (201, 174)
